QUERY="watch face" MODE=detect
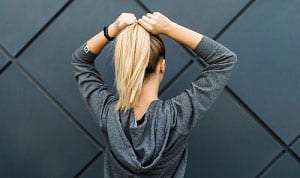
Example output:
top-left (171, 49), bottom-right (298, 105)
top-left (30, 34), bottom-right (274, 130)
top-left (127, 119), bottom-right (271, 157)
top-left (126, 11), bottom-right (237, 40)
top-left (83, 45), bottom-right (89, 54)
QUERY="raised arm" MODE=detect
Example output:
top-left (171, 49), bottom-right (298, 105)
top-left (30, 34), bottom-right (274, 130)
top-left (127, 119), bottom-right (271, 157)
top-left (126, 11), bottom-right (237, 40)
top-left (138, 12), bottom-right (203, 50)
top-left (139, 12), bottom-right (237, 135)
top-left (71, 13), bottom-right (137, 129)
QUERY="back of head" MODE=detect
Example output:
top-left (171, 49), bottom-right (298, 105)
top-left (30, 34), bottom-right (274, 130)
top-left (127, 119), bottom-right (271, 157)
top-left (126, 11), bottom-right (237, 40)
top-left (114, 23), bottom-right (165, 112)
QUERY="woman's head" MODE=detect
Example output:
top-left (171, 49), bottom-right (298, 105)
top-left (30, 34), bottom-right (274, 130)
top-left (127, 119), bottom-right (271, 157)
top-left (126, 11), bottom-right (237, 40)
top-left (114, 23), bottom-right (165, 112)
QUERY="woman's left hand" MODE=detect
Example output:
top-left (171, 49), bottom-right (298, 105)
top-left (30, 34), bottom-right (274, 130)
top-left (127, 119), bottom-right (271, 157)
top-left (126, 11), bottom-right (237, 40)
top-left (109, 13), bottom-right (137, 37)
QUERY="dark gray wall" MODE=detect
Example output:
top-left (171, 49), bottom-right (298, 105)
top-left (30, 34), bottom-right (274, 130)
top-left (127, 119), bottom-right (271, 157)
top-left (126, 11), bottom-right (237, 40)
top-left (0, 0), bottom-right (299, 177)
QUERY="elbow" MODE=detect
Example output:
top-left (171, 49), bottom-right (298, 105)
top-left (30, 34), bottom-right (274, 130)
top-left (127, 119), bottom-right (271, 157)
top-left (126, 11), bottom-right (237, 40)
top-left (232, 52), bottom-right (238, 63)
top-left (71, 51), bottom-right (79, 65)
top-left (228, 50), bottom-right (238, 64)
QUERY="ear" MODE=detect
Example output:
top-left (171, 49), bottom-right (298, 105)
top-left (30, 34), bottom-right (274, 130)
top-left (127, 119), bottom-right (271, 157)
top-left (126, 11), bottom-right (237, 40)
top-left (159, 57), bottom-right (166, 74)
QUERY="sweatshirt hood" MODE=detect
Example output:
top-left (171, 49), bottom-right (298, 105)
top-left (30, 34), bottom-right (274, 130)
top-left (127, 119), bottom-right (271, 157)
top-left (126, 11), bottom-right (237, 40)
top-left (106, 100), bottom-right (171, 173)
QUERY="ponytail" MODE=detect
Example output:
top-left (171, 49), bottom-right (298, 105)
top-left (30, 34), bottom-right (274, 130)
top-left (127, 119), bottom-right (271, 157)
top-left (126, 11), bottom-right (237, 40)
top-left (114, 23), bottom-right (165, 112)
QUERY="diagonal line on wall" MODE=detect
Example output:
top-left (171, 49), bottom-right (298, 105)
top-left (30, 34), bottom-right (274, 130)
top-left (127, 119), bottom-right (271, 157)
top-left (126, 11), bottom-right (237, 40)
top-left (15, 0), bottom-right (75, 58)
top-left (256, 132), bottom-right (300, 178)
top-left (0, 61), bottom-right (12, 75)
top-left (159, 60), bottom-right (194, 95)
top-left (134, 0), bottom-right (152, 13)
top-left (14, 61), bottom-right (105, 150)
top-left (134, 0), bottom-right (257, 87)
top-left (136, 0), bottom-right (300, 175)
top-left (211, 0), bottom-right (300, 171)
top-left (211, 0), bottom-right (300, 174)
top-left (225, 86), bottom-right (300, 163)
top-left (0, 44), bottom-right (14, 74)
top-left (74, 150), bottom-right (103, 178)
top-left (289, 133), bottom-right (300, 148)
top-left (134, 0), bottom-right (198, 59)
top-left (255, 150), bottom-right (286, 178)
top-left (1, 43), bottom-right (104, 150)
top-left (214, 0), bottom-right (256, 40)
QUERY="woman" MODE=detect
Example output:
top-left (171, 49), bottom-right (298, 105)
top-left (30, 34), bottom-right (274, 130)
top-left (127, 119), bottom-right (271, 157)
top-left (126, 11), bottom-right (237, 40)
top-left (72, 12), bottom-right (237, 178)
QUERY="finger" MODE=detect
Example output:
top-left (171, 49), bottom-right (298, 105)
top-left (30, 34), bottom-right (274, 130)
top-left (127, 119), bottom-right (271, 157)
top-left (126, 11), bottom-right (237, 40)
top-left (129, 14), bottom-right (137, 22)
top-left (123, 19), bottom-right (137, 27)
top-left (122, 13), bottom-right (135, 18)
top-left (122, 12), bottom-right (133, 15)
top-left (142, 15), bottom-right (155, 24)
top-left (138, 19), bottom-right (152, 31)
top-left (123, 13), bottom-right (135, 17)
top-left (128, 14), bottom-right (137, 21)
top-left (146, 13), bottom-right (155, 19)
top-left (153, 12), bottom-right (162, 16)
top-left (128, 17), bottom-right (137, 24)
top-left (121, 13), bottom-right (135, 19)
top-left (122, 15), bottom-right (136, 23)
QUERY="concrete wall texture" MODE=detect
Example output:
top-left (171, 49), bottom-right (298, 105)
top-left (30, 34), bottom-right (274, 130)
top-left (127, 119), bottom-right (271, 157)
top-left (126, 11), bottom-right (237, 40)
top-left (0, 0), bottom-right (299, 177)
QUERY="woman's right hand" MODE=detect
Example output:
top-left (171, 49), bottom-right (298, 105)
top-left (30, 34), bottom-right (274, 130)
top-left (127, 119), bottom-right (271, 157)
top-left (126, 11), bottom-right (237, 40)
top-left (138, 12), bottom-right (174, 35)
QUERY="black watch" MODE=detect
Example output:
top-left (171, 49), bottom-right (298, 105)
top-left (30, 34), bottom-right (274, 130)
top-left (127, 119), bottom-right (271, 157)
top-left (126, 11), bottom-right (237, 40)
top-left (103, 25), bottom-right (115, 41)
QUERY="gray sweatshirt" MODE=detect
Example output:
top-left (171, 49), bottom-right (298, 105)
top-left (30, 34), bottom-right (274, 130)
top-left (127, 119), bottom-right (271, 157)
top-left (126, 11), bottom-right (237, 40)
top-left (71, 35), bottom-right (237, 178)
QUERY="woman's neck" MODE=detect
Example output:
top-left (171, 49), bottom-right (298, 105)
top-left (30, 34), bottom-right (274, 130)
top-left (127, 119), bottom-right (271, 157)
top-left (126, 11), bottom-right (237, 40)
top-left (135, 75), bottom-right (160, 107)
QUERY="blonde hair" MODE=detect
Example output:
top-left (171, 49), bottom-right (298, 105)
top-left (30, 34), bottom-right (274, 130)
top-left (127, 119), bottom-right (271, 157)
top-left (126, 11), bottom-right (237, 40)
top-left (114, 23), bottom-right (165, 112)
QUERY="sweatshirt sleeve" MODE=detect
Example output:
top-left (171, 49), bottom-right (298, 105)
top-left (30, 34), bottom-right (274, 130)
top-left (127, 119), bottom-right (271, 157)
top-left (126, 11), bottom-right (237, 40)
top-left (167, 35), bottom-right (237, 135)
top-left (71, 41), bottom-right (115, 130)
